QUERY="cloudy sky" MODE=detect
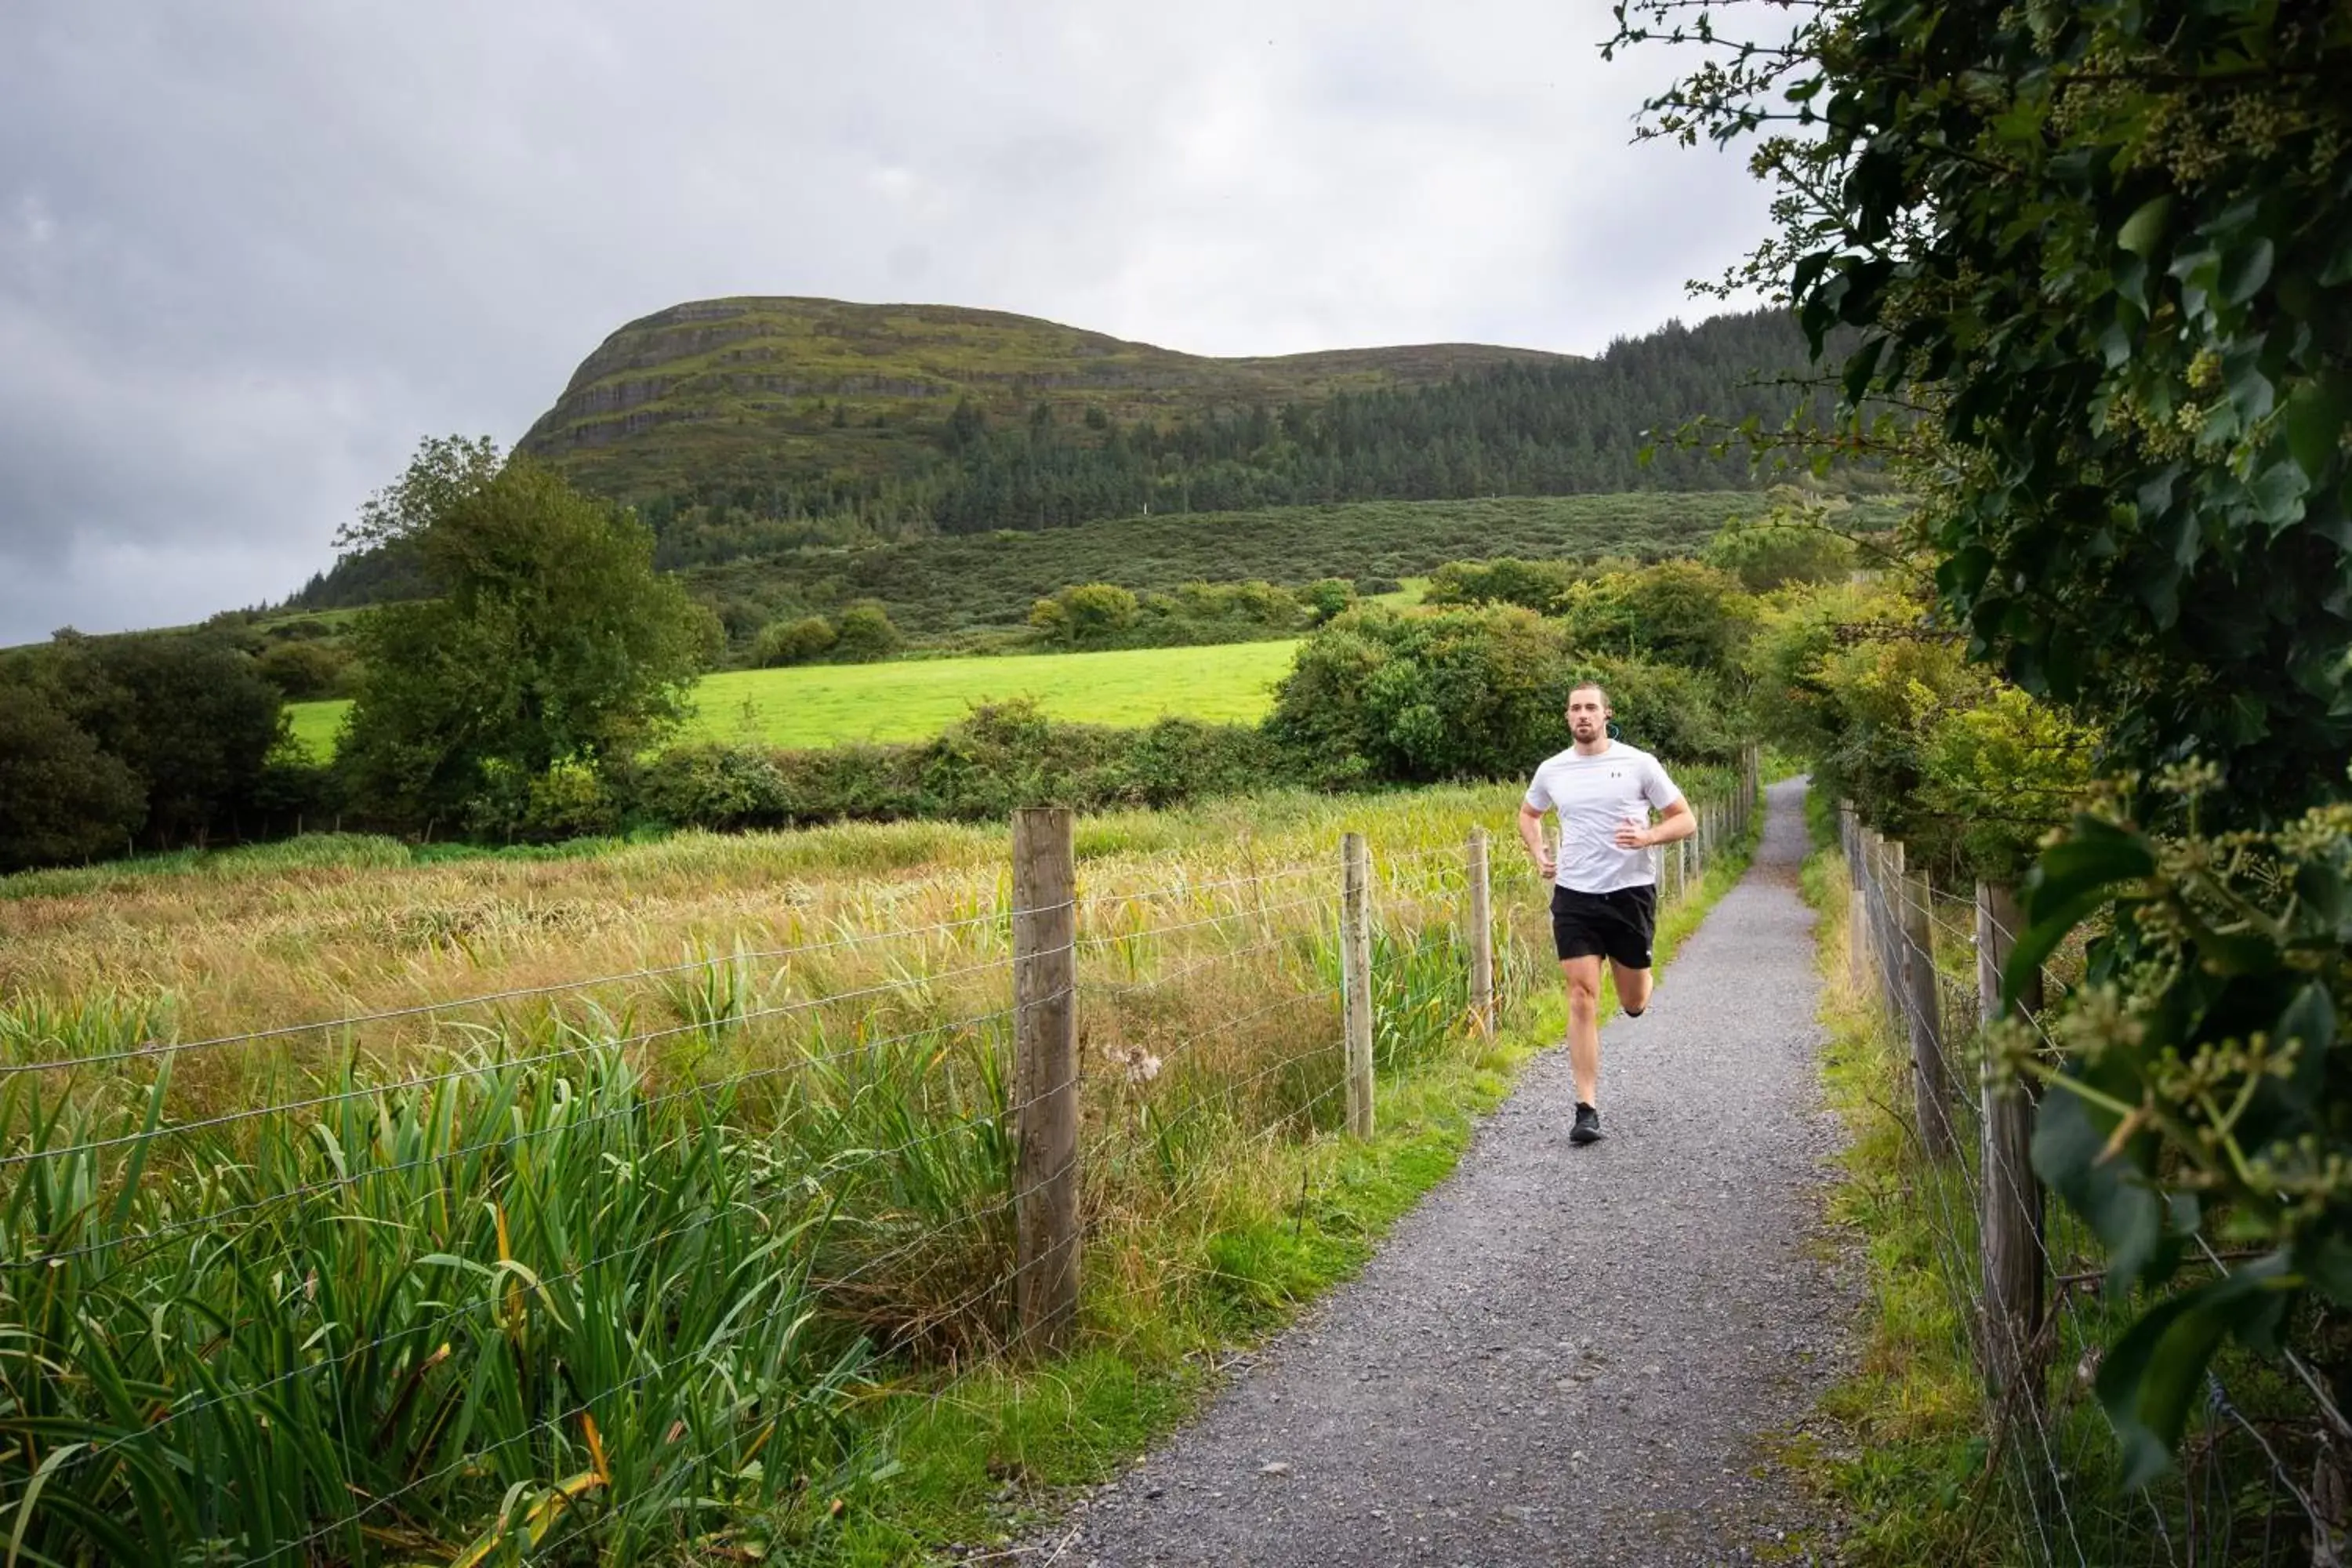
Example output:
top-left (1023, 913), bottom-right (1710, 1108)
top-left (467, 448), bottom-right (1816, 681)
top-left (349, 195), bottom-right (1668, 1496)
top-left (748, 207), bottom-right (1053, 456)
top-left (0, 2), bottom-right (1775, 646)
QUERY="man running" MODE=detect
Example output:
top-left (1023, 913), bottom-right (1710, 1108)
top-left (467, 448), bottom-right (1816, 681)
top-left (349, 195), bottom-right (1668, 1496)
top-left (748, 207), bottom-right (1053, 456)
top-left (1516, 681), bottom-right (1695, 1145)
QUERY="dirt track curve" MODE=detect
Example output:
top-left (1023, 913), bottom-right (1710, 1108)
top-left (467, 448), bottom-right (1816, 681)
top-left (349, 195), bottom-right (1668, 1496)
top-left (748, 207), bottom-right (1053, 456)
top-left (1040, 776), bottom-right (1852, 1566)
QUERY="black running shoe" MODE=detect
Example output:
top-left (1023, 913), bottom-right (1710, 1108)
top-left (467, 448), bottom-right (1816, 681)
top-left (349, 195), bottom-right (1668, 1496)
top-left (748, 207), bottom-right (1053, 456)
top-left (1570, 1102), bottom-right (1602, 1145)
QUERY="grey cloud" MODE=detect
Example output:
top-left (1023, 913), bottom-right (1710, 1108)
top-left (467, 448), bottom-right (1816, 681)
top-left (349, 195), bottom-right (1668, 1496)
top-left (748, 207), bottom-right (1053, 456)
top-left (0, 0), bottom-right (1774, 644)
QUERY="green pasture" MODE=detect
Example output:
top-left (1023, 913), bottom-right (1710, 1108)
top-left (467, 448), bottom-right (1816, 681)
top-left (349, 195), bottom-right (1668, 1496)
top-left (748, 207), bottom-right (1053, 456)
top-left (284, 638), bottom-right (1302, 759)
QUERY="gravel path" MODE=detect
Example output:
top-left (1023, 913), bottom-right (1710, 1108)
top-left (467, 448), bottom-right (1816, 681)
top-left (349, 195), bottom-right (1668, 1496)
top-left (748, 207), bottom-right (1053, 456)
top-left (1042, 777), bottom-right (1850, 1566)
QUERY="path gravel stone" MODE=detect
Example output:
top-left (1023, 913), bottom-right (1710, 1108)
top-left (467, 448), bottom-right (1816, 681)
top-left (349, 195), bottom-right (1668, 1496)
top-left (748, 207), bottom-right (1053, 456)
top-left (1041, 777), bottom-right (1851, 1566)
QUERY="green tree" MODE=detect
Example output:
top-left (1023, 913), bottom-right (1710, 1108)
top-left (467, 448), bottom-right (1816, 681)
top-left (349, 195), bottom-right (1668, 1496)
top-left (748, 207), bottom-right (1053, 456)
top-left (1422, 557), bottom-right (1580, 613)
top-left (56, 631), bottom-right (289, 844)
top-left (0, 685), bottom-right (146, 871)
top-left (340, 439), bottom-right (713, 826)
top-left (1613, 0), bottom-right (2352, 818)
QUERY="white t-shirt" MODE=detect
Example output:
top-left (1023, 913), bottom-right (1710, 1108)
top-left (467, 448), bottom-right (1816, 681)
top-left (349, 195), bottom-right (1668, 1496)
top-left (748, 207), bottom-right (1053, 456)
top-left (1523, 742), bottom-right (1686, 894)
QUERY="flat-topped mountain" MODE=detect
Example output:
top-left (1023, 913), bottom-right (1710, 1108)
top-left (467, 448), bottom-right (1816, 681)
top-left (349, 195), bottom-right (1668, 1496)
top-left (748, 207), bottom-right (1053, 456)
top-left (291, 300), bottom-right (1827, 610)
top-left (514, 296), bottom-right (1581, 502)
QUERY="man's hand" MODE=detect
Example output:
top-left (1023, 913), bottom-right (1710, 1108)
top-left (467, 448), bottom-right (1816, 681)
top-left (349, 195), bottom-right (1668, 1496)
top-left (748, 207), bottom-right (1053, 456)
top-left (1533, 844), bottom-right (1556, 881)
top-left (1613, 819), bottom-right (1650, 851)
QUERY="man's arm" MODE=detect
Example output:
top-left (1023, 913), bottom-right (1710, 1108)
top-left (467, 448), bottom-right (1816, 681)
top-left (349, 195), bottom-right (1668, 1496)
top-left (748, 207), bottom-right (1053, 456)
top-left (1613, 797), bottom-right (1694, 849)
top-left (1518, 801), bottom-right (1555, 880)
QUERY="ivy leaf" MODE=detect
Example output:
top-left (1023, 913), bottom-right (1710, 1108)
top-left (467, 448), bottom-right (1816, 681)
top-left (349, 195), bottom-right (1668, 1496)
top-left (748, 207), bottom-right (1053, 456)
top-left (2321, 224), bottom-right (2352, 288)
top-left (2281, 378), bottom-right (2350, 485)
top-left (2275, 982), bottom-right (2336, 1103)
top-left (2116, 195), bottom-right (2172, 256)
top-left (2220, 238), bottom-right (2275, 307)
top-left (2032, 1082), bottom-right (2164, 1287)
top-left (2008, 818), bottom-right (2155, 996)
top-left (2096, 1258), bottom-right (2291, 1488)
top-left (1842, 337), bottom-right (1888, 406)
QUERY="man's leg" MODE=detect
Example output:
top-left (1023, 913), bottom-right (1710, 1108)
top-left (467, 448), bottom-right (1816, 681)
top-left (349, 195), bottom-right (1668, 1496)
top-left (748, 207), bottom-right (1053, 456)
top-left (1559, 954), bottom-right (1604, 1105)
top-left (1611, 960), bottom-right (1653, 1018)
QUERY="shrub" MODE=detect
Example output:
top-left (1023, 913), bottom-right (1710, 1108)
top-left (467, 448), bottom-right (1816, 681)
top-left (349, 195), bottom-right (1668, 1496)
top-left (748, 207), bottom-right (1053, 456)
top-left (256, 640), bottom-right (353, 700)
top-left (753, 615), bottom-right (837, 667)
top-left (1744, 579), bottom-right (2096, 880)
top-left (1028, 583), bottom-right (1140, 648)
top-left (1112, 717), bottom-right (1296, 808)
top-left (1423, 557), bottom-right (1581, 613)
top-left (830, 601), bottom-right (903, 662)
top-left (1268, 604), bottom-right (1744, 787)
top-left (1701, 517), bottom-right (1856, 592)
top-left (461, 759), bottom-right (623, 843)
top-left (1580, 654), bottom-right (1741, 768)
top-left (1269, 606), bottom-right (1567, 785)
top-left (1300, 578), bottom-right (1357, 624)
top-left (625, 744), bottom-right (795, 830)
top-left (1555, 560), bottom-right (1755, 673)
top-left (621, 703), bottom-right (1290, 831)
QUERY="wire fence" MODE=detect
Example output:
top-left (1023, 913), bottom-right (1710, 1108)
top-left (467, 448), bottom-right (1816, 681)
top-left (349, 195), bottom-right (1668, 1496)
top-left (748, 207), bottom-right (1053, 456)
top-left (0, 759), bottom-right (1763, 1566)
top-left (1839, 807), bottom-right (2344, 1567)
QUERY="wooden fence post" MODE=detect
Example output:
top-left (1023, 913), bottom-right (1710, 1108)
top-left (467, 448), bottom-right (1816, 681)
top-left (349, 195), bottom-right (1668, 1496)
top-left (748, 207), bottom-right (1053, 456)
top-left (1341, 832), bottom-right (1375, 1138)
top-left (1842, 805), bottom-right (1867, 992)
top-left (1868, 832), bottom-right (1904, 1029)
top-left (1899, 853), bottom-right (1956, 1161)
top-left (1011, 807), bottom-right (1080, 1352)
top-left (1467, 829), bottom-right (1494, 1038)
top-left (1977, 881), bottom-right (2045, 1398)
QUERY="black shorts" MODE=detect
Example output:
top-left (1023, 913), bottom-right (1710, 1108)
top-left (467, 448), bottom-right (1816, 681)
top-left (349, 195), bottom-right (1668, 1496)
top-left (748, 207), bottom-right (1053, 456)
top-left (1552, 884), bottom-right (1658, 970)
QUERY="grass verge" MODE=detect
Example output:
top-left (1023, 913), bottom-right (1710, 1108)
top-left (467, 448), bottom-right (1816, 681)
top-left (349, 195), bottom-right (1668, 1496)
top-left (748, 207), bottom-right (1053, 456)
top-left (1786, 797), bottom-right (2305, 1566)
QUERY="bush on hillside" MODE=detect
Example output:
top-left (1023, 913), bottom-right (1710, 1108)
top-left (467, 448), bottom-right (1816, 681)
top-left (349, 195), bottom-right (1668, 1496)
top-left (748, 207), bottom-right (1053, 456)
top-left (1301, 578), bottom-right (1357, 624)
top-left (1029, 580), bottom-right (1308, 651)
top-left (753, 615), bottom-right (838, 667)
top-left (1028, 583), bottom-right (1140, 648)
top-left (830, 601), bottom-right (903, 662)
top-left (1701, 515), bottom-right (1856, 592)
top-left (1555, 561), bottom-right (1756, 673)
top-left (256, 640), bottom-right (354, 701)
top-left (1422, 557), bottom-right (1583, 614)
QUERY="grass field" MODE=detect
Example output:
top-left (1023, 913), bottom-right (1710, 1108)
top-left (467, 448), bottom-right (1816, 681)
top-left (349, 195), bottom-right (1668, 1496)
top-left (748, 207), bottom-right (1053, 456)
top-left (0, 770), bottom-right (1753, 1563)
top-left (284, 637), bottom-right (1304, 759)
